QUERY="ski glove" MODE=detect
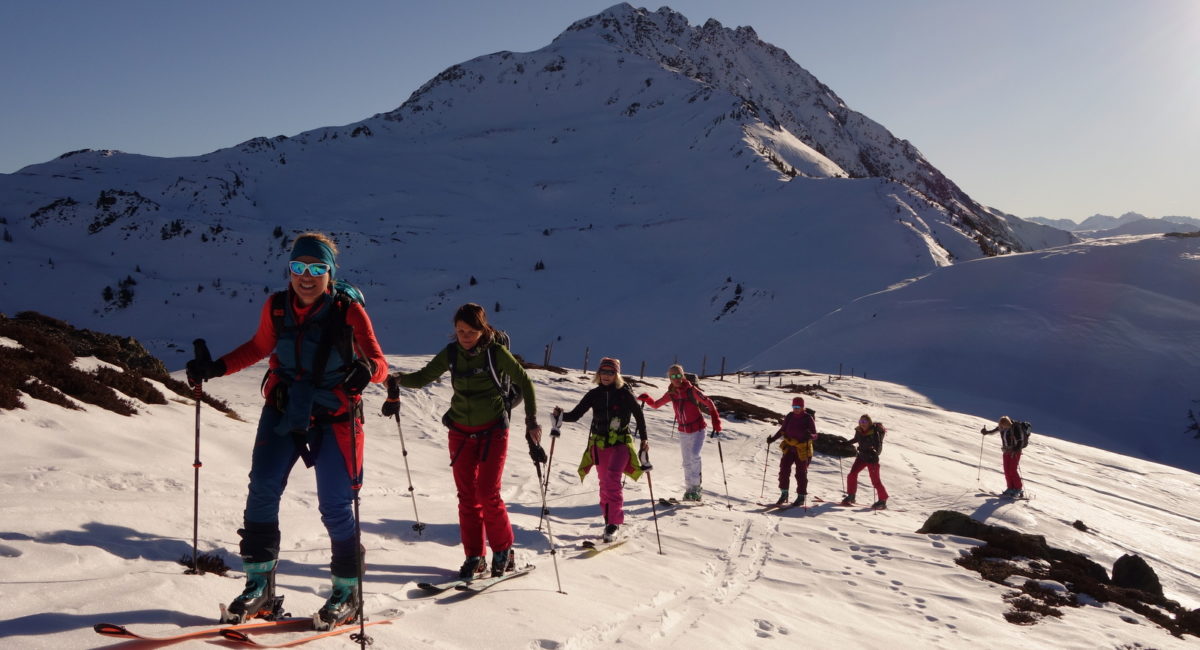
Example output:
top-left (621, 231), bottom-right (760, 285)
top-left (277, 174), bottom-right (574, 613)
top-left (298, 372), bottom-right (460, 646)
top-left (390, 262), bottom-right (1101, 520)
top-left (526, 433), bottom-right (548, 464)
top-left (342, 359), bottom-right (374, 396)
top-left (381, 376), bottom-right (401, 417)
top-left (709, 430), bottom-right (721, 439)
top-left (637, 393), bottom-right (651, 403)
top-left (186, 357), bottom-right (225, 386)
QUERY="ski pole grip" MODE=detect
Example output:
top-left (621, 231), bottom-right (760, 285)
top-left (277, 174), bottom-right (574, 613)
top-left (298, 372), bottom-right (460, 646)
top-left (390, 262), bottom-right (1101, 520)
top-left (193, 338), bottom-right (212, 366)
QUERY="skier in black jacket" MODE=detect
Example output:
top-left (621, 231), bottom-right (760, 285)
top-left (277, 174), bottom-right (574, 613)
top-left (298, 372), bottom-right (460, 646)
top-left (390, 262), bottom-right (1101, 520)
top-left (553, 357), bottom-right (647, 542)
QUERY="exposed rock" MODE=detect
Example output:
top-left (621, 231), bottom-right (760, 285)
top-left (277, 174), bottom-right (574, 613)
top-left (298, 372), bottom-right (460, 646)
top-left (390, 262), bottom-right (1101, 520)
top-left (1112, 554), bottom-right (1163, 598)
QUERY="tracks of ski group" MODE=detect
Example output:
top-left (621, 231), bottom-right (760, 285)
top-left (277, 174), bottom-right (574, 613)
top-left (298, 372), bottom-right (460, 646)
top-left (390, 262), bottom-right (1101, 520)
top-left (552, 516), bottom-right (779, 648)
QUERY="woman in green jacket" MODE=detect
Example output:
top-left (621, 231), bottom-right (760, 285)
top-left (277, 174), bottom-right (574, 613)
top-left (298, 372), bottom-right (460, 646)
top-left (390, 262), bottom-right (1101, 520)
top-left (387, 303), bottom-right (541, 579)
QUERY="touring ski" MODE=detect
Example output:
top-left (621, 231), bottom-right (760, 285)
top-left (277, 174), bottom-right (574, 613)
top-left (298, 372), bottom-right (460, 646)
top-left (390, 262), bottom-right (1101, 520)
top-left (417, 576), bottom-right (477, 594)
top-left (219, 618), bottom-right (393, 647)
top-left (454, 564), bottom-right (536, 593)
top-left (658, 497), bottom-right (702, 508)
top-left (93, 617), bottom-right (309, 643)
top-left (978, 492), bottom-right (1031, 501)
top-left (580, 539), bottom-right (628, 555)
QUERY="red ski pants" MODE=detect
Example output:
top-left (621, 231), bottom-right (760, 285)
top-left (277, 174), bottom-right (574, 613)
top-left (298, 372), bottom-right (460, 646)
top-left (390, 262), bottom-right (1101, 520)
top-left (449, 422), bottom-right (513, 557)
top-left (777, 448), bottom-right (810, 494)
top-left (1003, 451), bottom-right (1023, 490)
top-left (846, 457), bottom-right (889, 501)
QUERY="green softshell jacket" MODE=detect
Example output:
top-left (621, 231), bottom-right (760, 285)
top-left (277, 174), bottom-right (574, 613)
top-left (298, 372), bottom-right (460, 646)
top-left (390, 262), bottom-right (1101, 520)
top-left (398, 340), bottom-right (537, 428)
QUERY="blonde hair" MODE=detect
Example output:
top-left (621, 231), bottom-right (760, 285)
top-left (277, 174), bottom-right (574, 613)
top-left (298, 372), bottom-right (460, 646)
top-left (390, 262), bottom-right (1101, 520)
top-left (668, 364), bottom-right (685, 377)
top-left (593, 372), bottom-right (625, 389)
top-left (998, 416), bottom-right (1013, 428)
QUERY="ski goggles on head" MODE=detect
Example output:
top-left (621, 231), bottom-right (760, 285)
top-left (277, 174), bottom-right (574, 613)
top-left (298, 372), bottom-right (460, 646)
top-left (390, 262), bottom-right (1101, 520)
top-left (669, 373), bottom-right (683, 379)
top-left (288, 261), bottom-right (331, 277)
top-left (793, 405), bottom-right (805, 409)
top-left (597, 369), bottom-right (616, 376)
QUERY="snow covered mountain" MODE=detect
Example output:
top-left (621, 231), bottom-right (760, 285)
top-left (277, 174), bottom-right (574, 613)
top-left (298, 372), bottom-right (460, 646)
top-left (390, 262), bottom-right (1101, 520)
top-left (1, 4), bottom-right (1193, 473)
top-left (1, 342), bottom-right (1197, 648)
top-left (3, 4), bottom-right (1031, 364)
top-left (748, 234), bottom-right (1200, 472)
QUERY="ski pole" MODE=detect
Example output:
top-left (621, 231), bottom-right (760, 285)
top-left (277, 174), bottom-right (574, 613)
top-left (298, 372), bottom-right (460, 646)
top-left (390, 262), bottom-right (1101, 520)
top-left (348, 398), bottom-right (371, 649)
top-left (186, 338), bottom-right (209, 575)
top-left (759, 440), bottom-right (771, 499)
top-left (537, 411), bottom-right (561, 532)
top-left (838, 454), bottom-right (845, 494)
top-left (535, 410), bottom-right (565, 594)
top-left (388, 389), bottom-right (425, 534)
top-left (714, 433), bottom-right (731, 510)
top-left (640, 445), bottom-right (664, 555)
top-left (976, 429), bottom-right (986, 486)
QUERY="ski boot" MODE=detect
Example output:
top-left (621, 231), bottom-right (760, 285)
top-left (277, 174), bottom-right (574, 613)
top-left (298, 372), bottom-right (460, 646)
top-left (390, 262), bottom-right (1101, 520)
top-left (491, 548), bottom-right (516, 577)
top-left (840, 493), bottom-right (856, 506)
top-left (774, 490), bottom-right (789, 507)
top-left (458, 555), bottom-right (487, 580)
top-left (792, 493), bottom-right (807, 507)
top-left (313, 575), bottom-right (361, 631)
top-left (221, 560), bottom-right (284, 624)
top-left (871, 500), bottom-right (887, 510)
top-left (602, 524), bottom-right (619, 543)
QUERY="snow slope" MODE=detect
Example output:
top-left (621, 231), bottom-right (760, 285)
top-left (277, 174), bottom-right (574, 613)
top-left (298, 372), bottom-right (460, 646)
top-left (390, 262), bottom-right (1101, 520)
top-left (1, 353), bottom-right (1196, 649)
top-left (747, 234), bottom-right (1200, 473)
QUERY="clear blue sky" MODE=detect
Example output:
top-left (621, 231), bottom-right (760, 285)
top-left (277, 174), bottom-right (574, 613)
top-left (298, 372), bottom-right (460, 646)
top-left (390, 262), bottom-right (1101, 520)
top-left (2, 0), bottom-right (1196, 221)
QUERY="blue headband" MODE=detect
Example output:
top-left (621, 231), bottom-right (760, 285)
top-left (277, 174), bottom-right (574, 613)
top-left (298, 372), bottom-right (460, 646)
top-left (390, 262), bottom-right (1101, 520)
top-left (290, 237), bottom-right (337, 277)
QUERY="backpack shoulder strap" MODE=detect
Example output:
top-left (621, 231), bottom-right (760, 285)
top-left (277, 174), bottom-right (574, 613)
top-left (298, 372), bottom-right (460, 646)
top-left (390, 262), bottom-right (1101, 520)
top-left (445, 342), bottom-right (459, 376)
top-left (484, 344), bottom-right (509, 407)
top-left (310, 293), bottom-right (354, 382)
top-left (269, 291), bottom-right (288, 335)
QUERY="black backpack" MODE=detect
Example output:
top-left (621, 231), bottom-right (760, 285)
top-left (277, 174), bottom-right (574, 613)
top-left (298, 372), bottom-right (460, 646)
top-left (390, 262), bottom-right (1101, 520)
top-left (445, 329), bottom-right (523, 417)
top-left (1010, 421), bottom-right (1032, 449)
top-left (268, 280), bottom-right (366, 386)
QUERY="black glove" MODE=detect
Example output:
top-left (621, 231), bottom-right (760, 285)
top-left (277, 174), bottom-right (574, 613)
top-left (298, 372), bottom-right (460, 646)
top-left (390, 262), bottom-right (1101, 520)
top-left (185, 357), bottom-right (225, 386)
top-left (709, 429), bottom-right (721, 439)
top-left (342, 359), bottom-right (374, 395)
top-left (526, 434), bottom-right (548, 464)
top-left (381, 375), bottom-right (401, 417)
top-left (767, 434), bottom-right (779, 444)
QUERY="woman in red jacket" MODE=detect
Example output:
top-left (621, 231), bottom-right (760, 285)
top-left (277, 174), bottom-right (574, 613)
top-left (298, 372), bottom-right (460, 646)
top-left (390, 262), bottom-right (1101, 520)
top-left (185, 232), bottom-right (387, 629)
top-left (638, 364), bottom-right (721, 502)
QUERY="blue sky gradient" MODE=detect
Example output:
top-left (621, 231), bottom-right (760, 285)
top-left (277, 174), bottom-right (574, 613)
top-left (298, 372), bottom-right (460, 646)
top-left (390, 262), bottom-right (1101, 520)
top-left (2, 0), bottom-right (1195, 221)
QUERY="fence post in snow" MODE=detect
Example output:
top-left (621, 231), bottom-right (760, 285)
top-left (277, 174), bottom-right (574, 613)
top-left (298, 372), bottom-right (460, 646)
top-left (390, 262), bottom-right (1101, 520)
top-left (701, 355), bottom-right (707, 377)
top-left (583, 347), bottom-right (590, 373)
top-left (640, 361), bottom-right (645, 379)
top-left (720, 357), bottom-right (726, 380)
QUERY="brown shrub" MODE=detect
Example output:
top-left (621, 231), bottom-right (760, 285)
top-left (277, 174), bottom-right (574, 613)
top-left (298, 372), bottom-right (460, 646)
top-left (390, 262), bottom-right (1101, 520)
top-left (93, 366), bottom-right (166, 405)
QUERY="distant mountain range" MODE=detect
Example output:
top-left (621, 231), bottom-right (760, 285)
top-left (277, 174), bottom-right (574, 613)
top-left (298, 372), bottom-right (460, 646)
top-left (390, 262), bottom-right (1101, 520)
top-left (1029, 212), bottom-right (1199, 235)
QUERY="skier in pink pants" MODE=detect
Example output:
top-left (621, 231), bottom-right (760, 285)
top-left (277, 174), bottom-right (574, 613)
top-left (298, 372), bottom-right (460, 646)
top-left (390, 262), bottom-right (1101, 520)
top-left (554, 357), bottom-right (647, 542)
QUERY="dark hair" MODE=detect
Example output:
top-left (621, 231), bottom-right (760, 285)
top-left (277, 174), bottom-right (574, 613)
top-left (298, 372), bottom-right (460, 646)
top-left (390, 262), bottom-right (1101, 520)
top-left (453, 303), bottom-right (496, 344)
